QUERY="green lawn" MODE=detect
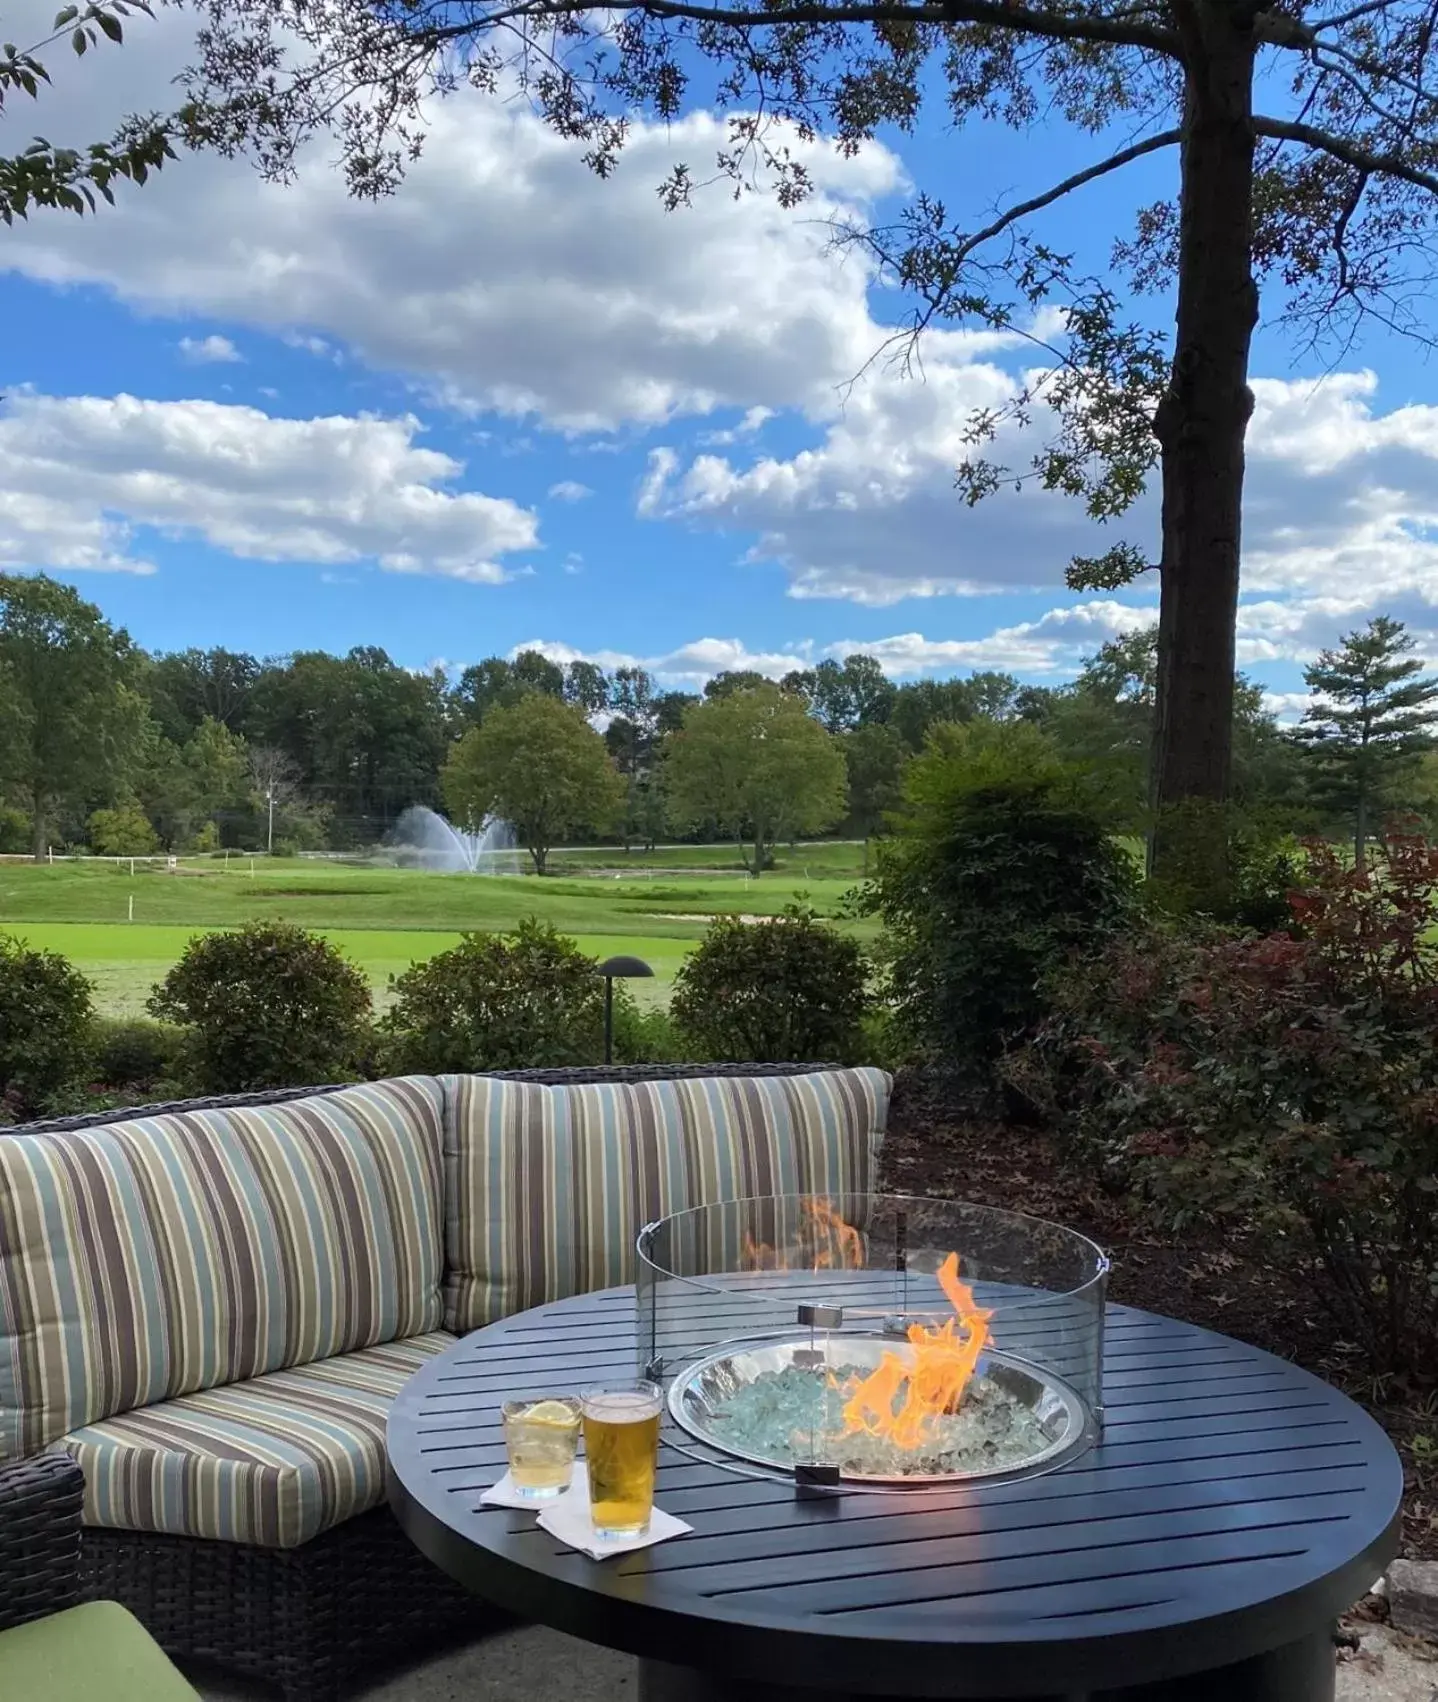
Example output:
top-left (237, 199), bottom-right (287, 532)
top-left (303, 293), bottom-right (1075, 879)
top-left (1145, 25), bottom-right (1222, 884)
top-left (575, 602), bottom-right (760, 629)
top-left (0, 845), bottom-right (869, 1016)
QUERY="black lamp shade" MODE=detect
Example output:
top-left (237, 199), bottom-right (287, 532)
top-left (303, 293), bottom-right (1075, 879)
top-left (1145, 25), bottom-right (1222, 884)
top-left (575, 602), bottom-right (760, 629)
top-left (597, 955), bottom-right (655, 978)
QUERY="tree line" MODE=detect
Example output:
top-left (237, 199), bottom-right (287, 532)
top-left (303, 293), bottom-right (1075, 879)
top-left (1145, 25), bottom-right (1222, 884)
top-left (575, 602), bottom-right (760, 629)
top-left (1, 572), bottom-right (1435, 868)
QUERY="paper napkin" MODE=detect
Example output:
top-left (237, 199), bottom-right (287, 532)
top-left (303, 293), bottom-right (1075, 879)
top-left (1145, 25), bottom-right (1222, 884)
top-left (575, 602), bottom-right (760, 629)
top-left (480, 1465), bottom-right (584, 1510)
top-left (535, 1471), bottom-right (692, 1559)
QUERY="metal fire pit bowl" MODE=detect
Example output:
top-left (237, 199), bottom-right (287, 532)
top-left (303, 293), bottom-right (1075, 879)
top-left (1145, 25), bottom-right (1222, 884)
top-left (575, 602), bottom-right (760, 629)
top-left (636, 1192), bottom-right (1109, 1492)
top-left (668, 1335), bottom-right (1091, 1484)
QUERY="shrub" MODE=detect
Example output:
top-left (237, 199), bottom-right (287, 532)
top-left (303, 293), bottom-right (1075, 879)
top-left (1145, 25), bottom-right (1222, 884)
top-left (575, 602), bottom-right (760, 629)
top-left (149, 923), bottom-right (372, 1091)
top-left (609, 996), bottom-right (686, 1065)
top-left (1223, 820), bottom-right (1307, 933)
top-left (88, 800), bottom-right (160, 857)
top-left (0, 934), bottom-right (95, 1116)
top-left (862, 721), bottom-right (1138, 1078)
top-left (0, 806), bottom-right (30, 854)
top-left (381, 920), bottom-right (608, 1073)
top-left (670, 907), bottom-right (869, 1064)
top-left (1025, 833), bottom-right (1438, 1375)
top-left (90, 1016), bottom-right (186, 1091)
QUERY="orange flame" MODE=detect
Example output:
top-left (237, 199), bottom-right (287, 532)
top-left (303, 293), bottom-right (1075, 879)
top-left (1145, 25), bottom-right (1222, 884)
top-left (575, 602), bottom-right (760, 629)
top-left (839, 1253), bottom-right (992, 1451)
top-left (743, 1198), bottom-right (865, 1272)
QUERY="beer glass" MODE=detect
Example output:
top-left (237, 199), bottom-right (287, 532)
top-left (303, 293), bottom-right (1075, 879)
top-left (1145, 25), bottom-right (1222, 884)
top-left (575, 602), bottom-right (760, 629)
top-left (581, 1380), bottom-right (663, 1539)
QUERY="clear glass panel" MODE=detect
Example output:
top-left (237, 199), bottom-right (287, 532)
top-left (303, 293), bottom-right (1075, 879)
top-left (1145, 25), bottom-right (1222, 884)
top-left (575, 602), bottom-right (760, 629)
top-left (636, 1192), bottom-right (1107, 1489)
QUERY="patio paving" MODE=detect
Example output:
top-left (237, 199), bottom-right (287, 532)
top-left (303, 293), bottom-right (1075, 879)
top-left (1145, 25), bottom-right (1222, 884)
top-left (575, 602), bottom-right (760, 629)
top-left (192, 1618), bottom-right (1434, 1702)
top-left (196, 1623), bottom-right (636, 1700)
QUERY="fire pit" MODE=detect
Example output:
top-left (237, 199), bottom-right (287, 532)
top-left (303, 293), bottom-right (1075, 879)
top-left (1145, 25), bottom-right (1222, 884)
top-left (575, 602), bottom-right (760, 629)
top-left (636, 1193), bottom-right (1107, 1489)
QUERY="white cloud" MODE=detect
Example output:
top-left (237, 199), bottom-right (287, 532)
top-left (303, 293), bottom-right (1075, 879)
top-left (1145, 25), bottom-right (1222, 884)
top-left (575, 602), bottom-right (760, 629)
top-left (284, 333), bottom-right (340, 361)
top-left (639, 366), bottom-right (1438, 624)
top-left (513, 635), bottom-right (816, 688)
top-left (700, 406), bottom-right (776, 447)
top-left (830, 603), bottom-right (1156, 676)
top-left (1261, 691), bottom-right (1313, 724)
top-left (178, 334), bottom-right (242, 364)
top-left (637, 331), bottom-right (1119, 606)
top-left (0, 392), bottom-right (538, 581)
top-left (548, 480), bottom-right (593, 503)
top-left (1, 30), bottom-right (903, 436)
top-left (8, 0), bottom-right (1438, 642)
top-left (508, 605), bottom-right (1160, 688)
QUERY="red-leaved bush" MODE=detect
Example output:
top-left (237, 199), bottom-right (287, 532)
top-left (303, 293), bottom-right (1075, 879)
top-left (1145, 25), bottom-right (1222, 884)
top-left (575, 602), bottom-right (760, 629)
top-left (1018, 833), bottom-right (1438, 1375)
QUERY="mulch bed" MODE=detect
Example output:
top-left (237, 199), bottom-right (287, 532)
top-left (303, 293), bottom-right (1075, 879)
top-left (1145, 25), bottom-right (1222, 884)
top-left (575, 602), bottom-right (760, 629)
top-left (880, 1067), bottom-right (1438, 1562)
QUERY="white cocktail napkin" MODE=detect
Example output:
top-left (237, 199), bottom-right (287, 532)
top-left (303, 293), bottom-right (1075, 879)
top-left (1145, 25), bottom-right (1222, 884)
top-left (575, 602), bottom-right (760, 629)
top-left (481, 1466), bottom-right (584, 1510)
top-left (535, 1469), bottom-right (692, 1559)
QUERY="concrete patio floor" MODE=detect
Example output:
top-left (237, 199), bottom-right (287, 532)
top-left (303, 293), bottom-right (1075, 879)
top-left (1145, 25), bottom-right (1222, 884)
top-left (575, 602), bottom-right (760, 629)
top-left (193, 1618), bottom-right (1438, 1702)
top-left (196, 1623), bottom-right (636, 1701)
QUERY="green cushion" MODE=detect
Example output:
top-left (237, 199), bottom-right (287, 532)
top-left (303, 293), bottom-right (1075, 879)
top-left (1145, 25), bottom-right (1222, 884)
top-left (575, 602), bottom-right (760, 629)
top-left (440, 1066), bottom-right (893, 1331)
top-left (0, 1601), bottom-right (197, 1701)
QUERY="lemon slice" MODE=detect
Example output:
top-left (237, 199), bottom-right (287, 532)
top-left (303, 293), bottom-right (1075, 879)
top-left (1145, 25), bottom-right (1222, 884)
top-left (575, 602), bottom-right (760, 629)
top-left (523, 1399), bottom-right (579, 1427)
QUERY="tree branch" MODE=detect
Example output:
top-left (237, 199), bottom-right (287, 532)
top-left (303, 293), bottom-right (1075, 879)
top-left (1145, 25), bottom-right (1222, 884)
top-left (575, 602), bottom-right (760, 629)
top-left (949, 128), bottom-right (1182, 266)
top-left (1310, 49), bottom-right (1421, 130)
top-left (1307, 0), bottom-right (1398, 32)
top-left (461, 0), bottom-right (1179, 54)
top-left (1253, 115), bottom-right (1438, 194)
top-left (1310, 37), bottom-right (1438, 113)
top-left (1331, 166), bottom-right (1369, 297)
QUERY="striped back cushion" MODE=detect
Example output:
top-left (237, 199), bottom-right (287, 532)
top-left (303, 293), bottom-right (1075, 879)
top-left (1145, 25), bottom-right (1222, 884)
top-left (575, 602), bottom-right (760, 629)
top-left (0, 1077), bottom-right (445, 1459)
top-left (441, 1067), bottom-right (892, 1332)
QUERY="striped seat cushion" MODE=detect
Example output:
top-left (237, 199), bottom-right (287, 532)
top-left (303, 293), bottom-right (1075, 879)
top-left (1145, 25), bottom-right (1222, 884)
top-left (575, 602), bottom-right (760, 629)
top-left (0, 1078), bottom-right (446, 1460)
top-left (61, 1331), bottom-right (455, 1548)
top-left (441, 1067), bottom-right (892, 1332)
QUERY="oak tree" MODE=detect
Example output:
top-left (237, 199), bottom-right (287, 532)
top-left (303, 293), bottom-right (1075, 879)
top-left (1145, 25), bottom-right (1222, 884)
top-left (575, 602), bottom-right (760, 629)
top-left (843, 721), bottom-right (909, 863)
top-left (665, 683), bottom-right (848, 872)
top-left (442, 691), bottom-right (623, 872)
top-left (183, 0), bottom-right (1438, 895)
top-left (0, 573), bottom-right (148, 858)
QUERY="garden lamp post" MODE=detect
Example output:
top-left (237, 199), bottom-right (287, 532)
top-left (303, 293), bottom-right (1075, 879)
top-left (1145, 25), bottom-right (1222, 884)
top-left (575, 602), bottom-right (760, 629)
top-left (597, 954), bottom-right (654, 1064)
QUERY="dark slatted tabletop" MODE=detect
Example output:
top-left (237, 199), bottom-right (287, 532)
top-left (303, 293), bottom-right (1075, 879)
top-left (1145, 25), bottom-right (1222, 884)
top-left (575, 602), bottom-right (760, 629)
top-left (386, 1283), bottom-right (1403, 1698)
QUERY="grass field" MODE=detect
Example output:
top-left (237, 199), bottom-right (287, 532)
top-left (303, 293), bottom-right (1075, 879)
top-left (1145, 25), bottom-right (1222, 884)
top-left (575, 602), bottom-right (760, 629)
top-left (0, 843), bottom-right (870, 1016)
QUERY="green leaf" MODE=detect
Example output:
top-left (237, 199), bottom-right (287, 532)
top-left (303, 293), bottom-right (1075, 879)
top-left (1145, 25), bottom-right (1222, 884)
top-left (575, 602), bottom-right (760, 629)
top-left (53, 5), bottom-right (79, 24)
top-left (97, 12), bottom-right (123, 42)
top-left (71, 26), bottom-right (88, 53)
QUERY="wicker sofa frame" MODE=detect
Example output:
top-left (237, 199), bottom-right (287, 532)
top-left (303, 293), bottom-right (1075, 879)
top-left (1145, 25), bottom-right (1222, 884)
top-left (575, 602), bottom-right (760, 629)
top-left (0, 1451), bottom-right (86, 1635)
top-left (5, 1062), bottom-right (830, 1700)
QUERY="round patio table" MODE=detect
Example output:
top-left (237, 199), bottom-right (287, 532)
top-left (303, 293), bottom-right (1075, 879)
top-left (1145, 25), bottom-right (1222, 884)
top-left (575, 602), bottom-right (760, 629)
top-left (386, 1283), bottom-right (1402, 1702)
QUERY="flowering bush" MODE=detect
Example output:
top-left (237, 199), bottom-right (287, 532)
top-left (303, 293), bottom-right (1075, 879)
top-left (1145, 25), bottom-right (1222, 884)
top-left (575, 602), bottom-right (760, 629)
top-left (1021, 833), bottom-right (1438, 1375)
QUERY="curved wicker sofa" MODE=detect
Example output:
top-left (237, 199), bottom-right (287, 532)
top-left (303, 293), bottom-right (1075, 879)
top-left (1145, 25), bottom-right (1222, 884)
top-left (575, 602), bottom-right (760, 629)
top-left (0, 1063), bottom-right (891, 1700)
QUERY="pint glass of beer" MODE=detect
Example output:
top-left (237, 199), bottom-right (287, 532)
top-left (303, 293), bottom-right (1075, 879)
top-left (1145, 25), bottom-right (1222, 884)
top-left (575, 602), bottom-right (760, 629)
top-left (581, 1380), bottom-right (663, 1540)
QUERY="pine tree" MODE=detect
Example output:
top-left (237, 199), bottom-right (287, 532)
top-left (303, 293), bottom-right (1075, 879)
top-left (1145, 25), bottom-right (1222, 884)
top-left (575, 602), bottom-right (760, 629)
top-left (1300, 618), bottom-right (1438, 868)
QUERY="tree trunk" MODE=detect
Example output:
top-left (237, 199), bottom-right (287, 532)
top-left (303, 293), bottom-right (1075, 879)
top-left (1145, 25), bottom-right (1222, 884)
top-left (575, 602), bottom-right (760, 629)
top-left (1354, 785), bottom-right (1369, 872)
top-left (531, 843), bottom-right (548, 875)
top-left (1149, 18), bottom-right (1259, 903)
top-left (31, 784), bottom-right (46, 863)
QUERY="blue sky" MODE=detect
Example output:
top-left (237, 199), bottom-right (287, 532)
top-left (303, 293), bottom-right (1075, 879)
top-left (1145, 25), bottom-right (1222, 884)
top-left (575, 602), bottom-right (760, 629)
top-left (2, 2), bottom-right (1437, 708)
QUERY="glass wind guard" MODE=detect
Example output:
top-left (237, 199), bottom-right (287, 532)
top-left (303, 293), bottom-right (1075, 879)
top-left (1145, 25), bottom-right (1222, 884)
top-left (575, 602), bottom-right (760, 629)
top-left (640, 1193), bottom-right (1107, 1489)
